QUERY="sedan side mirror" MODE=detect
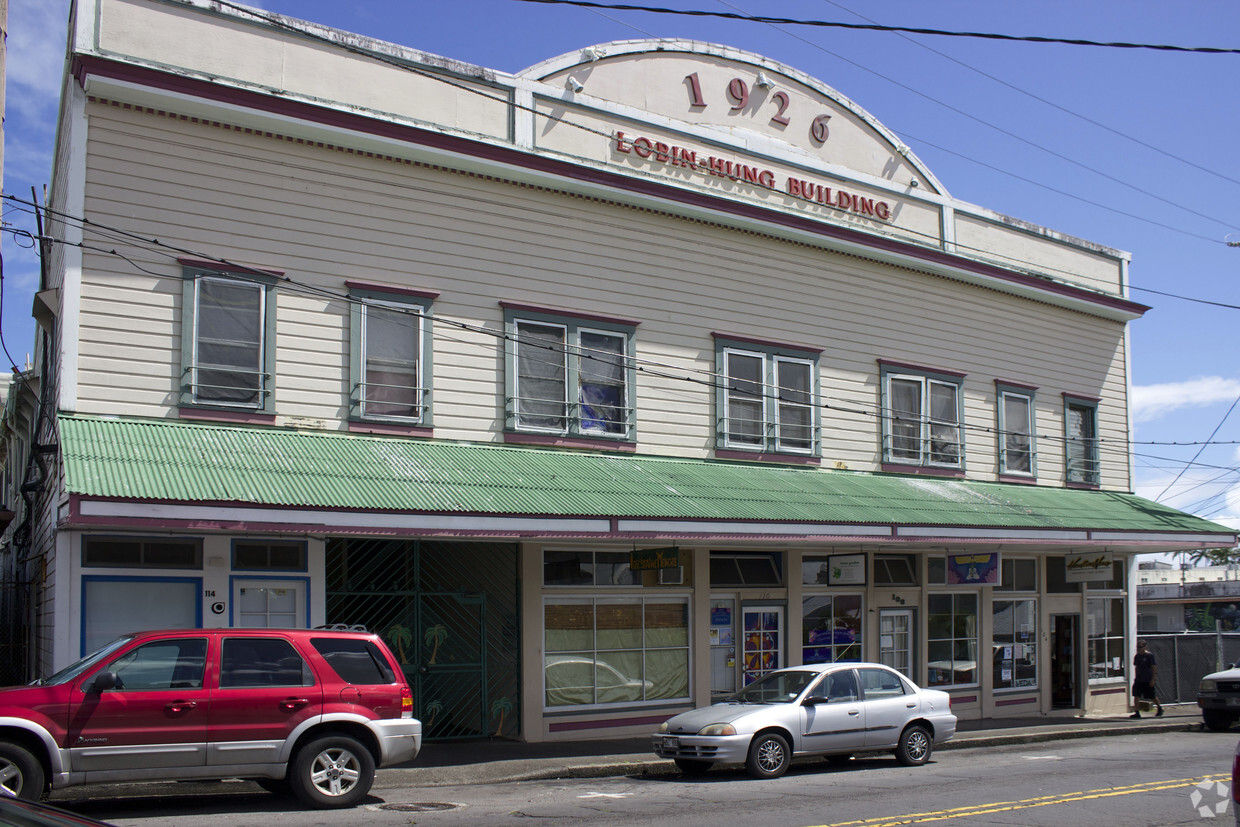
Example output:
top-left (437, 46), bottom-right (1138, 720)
top-left (802, 695), bottom-right (829, 706)
top-left (89, 671), bottom-right (119, 693)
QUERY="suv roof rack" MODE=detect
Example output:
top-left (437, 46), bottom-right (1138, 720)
top-left (314, 624), bottom-right (369, 632)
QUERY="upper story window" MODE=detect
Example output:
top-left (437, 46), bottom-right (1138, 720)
top-left (715, 336), bottom-right (819, 456)
top-left (83, 536), bottom-right (203, 569)
top-left (880, 362), bottom-right (964, 470)
top-left (1064, 395), bottom-right (1100, 486)
top-left (503, 304), bottom-right (637, 441)
top-left (348, 284), bottom-right (435, 425)
top-left (997, 382), bottom-right (1036, 478)
top-left (179, 262), bottom-right (278, 414)
top-left (996, 558), bottom-right (1038, 592)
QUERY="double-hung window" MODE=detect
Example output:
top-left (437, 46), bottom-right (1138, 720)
top-left (504, 305), bottom-right (636, 440)
top-left (880, 363), bottom-right (964, 469)
top-left (349, 285), bottom-right (434, 425)
top-left (1065, 396), bottom-right (1100, 486)
top-left (716, 337), bottom-right (818, 456)
top-left (997, 382), bottom-right (1036, 477)
top-left (180, 264), bottom-right (278, 413)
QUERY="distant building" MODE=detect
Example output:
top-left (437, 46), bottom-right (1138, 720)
top-left (0, 0), bottom-right (1233, 740)
top-left (1137, 562), bottom-right (1240, 633)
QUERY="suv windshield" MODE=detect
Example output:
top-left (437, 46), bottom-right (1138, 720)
top-left (727, 670), bottom-right (818, 704)
top-left (32, 635), bottom-right (135, 686)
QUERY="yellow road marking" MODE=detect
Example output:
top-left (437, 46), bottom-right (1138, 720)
top-left (808, 774), bottom-right (1230, 827)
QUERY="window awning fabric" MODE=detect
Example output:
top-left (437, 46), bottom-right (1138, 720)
top-left (59, 415), bottom-right (1236, 551)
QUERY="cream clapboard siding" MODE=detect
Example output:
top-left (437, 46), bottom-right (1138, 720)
top-left (75, 100), bottom-right (1132, 489)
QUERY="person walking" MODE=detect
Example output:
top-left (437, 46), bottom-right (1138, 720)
top-left (1130, 639), bottom-right (1163, 718)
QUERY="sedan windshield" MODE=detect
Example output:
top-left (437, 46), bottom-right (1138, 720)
top-left (31, 635), bottom-right (134, 686)
top-left (727, 670), bottom-right (818, 704)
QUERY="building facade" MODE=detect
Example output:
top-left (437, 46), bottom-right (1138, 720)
top-left (1, 0), bottom-right (1233, 742)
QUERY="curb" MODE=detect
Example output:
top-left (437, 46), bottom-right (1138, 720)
top-left (376, 720), bottom-right (1205, 788)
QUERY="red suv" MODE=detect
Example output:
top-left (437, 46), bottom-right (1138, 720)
top-left (0, 627), bottom-right (421, 809)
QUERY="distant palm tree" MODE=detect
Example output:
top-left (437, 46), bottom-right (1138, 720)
top-left (385, 624), bottom-right (412, 663)
top-left (424, 624), bottom-right (448, 665)
top-left (491, 696), bottom-right (513, 736)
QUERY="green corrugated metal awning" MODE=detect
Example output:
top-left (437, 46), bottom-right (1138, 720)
top-left (58, 415), bottom-right (1234, 547)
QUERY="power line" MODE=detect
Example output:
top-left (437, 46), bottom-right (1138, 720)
top-left (1155, 393), bottom-right (1240, 502)
top-left (511, 0), bottom-right (1240, 54)
top-left (816, 0), bottom-right (1240, 193)
top-left (705, 0), bottom-right (1234, 246)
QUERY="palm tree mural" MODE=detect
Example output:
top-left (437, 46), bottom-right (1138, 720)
top-left (491, 696), bottom-right (513, 737)
top-left (385, 624), bottom-right (412, 664)
top-left (425, 699), bottom-right (444, 729)
top-left (424, 623), bottom-right (448, 665)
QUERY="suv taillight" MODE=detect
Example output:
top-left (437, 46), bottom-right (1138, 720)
top-left (401, 684), bottom-right (414, 718)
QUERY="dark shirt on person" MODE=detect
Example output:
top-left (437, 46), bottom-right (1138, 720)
top-left (1134, 651), bottom-right (1156, 684)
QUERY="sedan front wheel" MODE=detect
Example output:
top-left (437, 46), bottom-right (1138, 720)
top-left (745, 732), bottom-right (791, 779)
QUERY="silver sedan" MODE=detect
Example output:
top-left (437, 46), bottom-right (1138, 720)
top-left (653, 662), bottom-right (957, 778)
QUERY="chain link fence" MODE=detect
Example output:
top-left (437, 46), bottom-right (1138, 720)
top-left (1144, 632), bottom-right (1240, 704)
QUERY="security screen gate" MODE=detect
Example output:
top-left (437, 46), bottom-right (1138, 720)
top-left (325, 538), bottom-right (519, 740)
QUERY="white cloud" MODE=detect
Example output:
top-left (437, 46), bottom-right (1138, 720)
top-left (1132, 376), bottom-right (1240, 423)
top-left (8, 0), bottom-right (72, 121)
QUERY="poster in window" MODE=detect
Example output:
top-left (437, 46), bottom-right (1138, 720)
top-left (946, 552), bottom-right (999, 585)
top-left (828, 554), bottom-right (866, 586)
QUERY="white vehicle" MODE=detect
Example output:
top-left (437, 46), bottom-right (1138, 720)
top-left (1198, 663), bottom-right (1240, 731)
top-left (653, 662), bottom-right (956, 779)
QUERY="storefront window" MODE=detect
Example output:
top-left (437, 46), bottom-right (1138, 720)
top-left (992, 599), bottom-right (1037, 690)
top-left (544, 551), bottom-right (639, 586)
top-left (801, 595), bottom-right (863, 664)
top-left (1087, 597), bottom-right (1125, 682)
top-left (543, 597), bottom-right (689, 707)
top-left (927, 592), bottom-right (978, 687)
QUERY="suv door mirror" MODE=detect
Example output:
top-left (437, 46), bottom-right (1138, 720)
top-left (89, 671), bottom-right (119, 693)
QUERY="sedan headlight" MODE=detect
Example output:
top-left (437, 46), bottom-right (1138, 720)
top-left (1202, 680), bottom-right (1218, 693)
top-left (657, 722), bottom-right (669, 733)
top-left (697, 723), bottom-right (737, 737)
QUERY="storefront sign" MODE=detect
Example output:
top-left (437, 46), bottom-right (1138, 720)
top-left (630, 546), bottom-right (680, 571)
top-left (614, 132), bottom-right (893, 222)
top-left (947, 552), bottom-right (1000, 585)
top-left (1065, 551), bottom-right (1113, 582)
top-left (828, 554), bottom-right (866, 586)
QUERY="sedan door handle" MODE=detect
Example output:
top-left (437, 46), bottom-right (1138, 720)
top-left (166, 700), bottom-right (197, 714)
top-left (906, 703), bottom-right (917, 708)
top-left (281, 698), bottom-right (310, 711)
top-left (848, 709), bottom-right (860, 716)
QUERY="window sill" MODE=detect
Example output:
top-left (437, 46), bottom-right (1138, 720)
top-left (179, 407), bottom-right (275, 425)
top-left (715, 449), bottom-right (820, 465)
top-left (504, 432), bottom-right (637, 452)
top-left (1065, 480), bottom-right (1101, 490)
top-left (881, 463), bottom-right (965, 478)
top-left (997, 474), bottom-right (1038, 485)
top-left (349, 421), bottom-right (433, 438)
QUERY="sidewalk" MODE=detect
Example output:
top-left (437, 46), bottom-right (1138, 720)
top-left (377, 704), bottom-right (1207, 788)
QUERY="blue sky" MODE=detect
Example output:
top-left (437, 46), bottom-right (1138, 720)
top-left (5, 0), bottom-right (1240, 537)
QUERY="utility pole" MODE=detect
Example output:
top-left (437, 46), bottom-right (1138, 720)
top-left (1, 0), bottom-right (6, 196)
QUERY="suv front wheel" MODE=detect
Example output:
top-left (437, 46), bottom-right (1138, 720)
top-left (288, 734), bottom-right (376, 809)
top-left (0, 741), bottom-right (45, 801)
